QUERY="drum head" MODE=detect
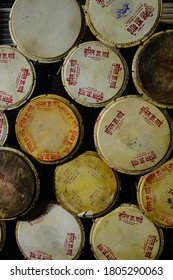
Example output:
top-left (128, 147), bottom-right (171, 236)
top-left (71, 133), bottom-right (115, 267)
top-left (0, 111), bottom-right (8, 146)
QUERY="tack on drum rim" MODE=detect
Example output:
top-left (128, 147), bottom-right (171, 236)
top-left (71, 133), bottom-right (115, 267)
top-left (94, 95), bottom-right (173, 175)
top-left (85, 0), bottom-right (162, 48)
top-left (0, 147), bottom-right (40, 220)
top-left (15, 202), bottom-right (85, 260)
top-left (0, 221), bottom-right (6, 252)
top-left (15, 94), bottom-right (84, 165)
top-left (61, 40), bottom-right (129, 108)
top-left (54, 150), bottom-right (121, 218)
top-left (132, 30), bottom-right (173, 109)
top-left (0, 110), bottom-right (8, 146)
top-left (9, 0), bottom-right (85, 63)
top-left (89, 203), bottom-right (164, 260)
top-left (137, 157), bottom-right (173, 228)
top-left (0, 45), bottom-right (36, 111)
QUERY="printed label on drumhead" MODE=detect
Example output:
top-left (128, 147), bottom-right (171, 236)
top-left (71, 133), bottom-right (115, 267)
top-left (0, 46), bottom-right (35, 110)
top-left (94, 96), bottom-right (172, 174)
top-left (90, 204), bottom-right (163, 259)
top-left (86, 0), bottom-right (161, 47)
top-left (62, 41), bottom-right (128, 107)
top-left (137, 159), bottom-right (173, 227)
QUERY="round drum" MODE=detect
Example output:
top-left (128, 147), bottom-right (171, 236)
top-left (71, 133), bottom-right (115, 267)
top-left (0, 111), bottom-right (8, 146)
top-left (16, 202), bottom-right (85, 260)
top-left (0, 147), bottom-right (40, 220)
top-left (137, 158), bottom-right (173, 228)
top-left (9, 0), bottom-right (85, 63)
top-left (61, 41), bottom-right (128, 107)
top-left (15, 94), bottom-right (84, 165)
top-left (94, 95), bottom-right (173, 175)
top-left (90, 204), bottom-right (164, 260)
top-left (85, 0), bottom-right (162, 48)
top-left (54, 151), bottom-right (120, 218)
top-left (0, 221), bottom-right (6, 252)
top-left (132, 30), bottom-right (173, 109)
top-left (0, 45), bottom-right (36, 110)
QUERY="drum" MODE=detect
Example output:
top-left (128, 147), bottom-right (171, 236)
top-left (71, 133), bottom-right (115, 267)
top-left (90, 204), bottom-right (164, 260)
top-left (0, 147), bottom-right (40, 220)
top-left (54, 151), bottom-right (120, 218)
top-left (16, 202), bottom-right (85, 260)
top-left (132, 30), bottom-right (173, 109)
top-left (61, 41), bottom-right (129, 107)
top-left (137, 158), bottom-right (173, 228)
top-left (15, 94), bottom-right (84, 165)
top-left (0, 221), bottom-right (6, 252)
top-left (0, 110), bottom-right (8, 146)
top-left (0, 45), bottom-right (36, 110)
top-left (9, 0), bottom-right (85, 63)
top-left (94, 95), bottom-right (173, 175)
top-left (85, 0), bottom-right (162, 48)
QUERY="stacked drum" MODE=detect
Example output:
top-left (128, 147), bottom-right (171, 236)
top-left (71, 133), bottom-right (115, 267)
top-left (0, 0), bottom-right (173, 260)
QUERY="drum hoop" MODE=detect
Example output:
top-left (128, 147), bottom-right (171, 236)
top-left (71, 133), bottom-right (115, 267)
top-left (0, 221), bottom-right (6, 252)
top-left (0, 111), bottom-right (9, 146)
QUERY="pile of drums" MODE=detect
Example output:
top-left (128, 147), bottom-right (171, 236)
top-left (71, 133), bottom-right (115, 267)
top-left (0, 0), bottom-right (173, 260)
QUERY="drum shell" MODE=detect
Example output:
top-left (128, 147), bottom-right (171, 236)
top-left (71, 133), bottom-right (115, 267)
top-left (0, 220), bottom-right (6, 252)
top-left (0, 111), bottom-right (8, 146)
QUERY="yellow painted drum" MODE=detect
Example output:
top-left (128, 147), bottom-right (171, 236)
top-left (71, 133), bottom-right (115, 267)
top-left (0, 45), bottom-right (36, 110)
top-left (16, 202), bottom-right (85, 260)
top-left (85, 0), bottom-right (162, 48)
top-left (0, 221), bottom-right (6, 252)
top-left (15, 94), bottom-right (84, 165)
top-left (94, 95), bottom-right (173, 175)
top-left (0, 111), bottom-right (8, 146)
top-left (132, 30), bottom-right (173, 109)
top-left (90, 204), bottom-right (164, 260)
top-left (9, 0), bottom-right (85, 63)
top-left (61, 41), bottom-right (128, 107)
top-left (54, 151), bottom-right (120, 218)
top-left (0, 147), bottom-right (40, 220)
top-left (137, 158), bottom-right (173, 228)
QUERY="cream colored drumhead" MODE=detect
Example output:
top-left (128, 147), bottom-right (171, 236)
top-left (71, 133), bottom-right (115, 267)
top-left (16, 203), bottom-right (85, 260)
top-left (0, 111), bottom-right (8, 146)
top-left (15, 94), bottom-right (83, 164)
top-left (54, 151), bottom-right (120, 218)
top-left (94, 95), bottom-right (173, 175)
top-left (0, 147), bottom-right (40, 220)
top-left (9, 0), bottom-right (84, 63)
top-left (137, 158), bottom-right (173, 228)
top-left (85, 0), bottom-right (162, 48)
top-left (61, 41), bottom-right (128, 107)
top-left (0, 221), bottom-right (6, 252)
top-left (90, 204), bottom-right (164, 260)
top-left (0, 45), bottom-right (36, 110)
top-left (132, 30), bottom-right (173, 109)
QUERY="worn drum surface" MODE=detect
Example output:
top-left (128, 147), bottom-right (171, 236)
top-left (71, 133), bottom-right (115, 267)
top-left (15, 94), bottom-right (84, 164)
top-left (54, 151), bottom-right (120, 218)
top-left (85, 0), bottom-right (162, 48)
top-left (0, 147), bottom-right (40, 220)
top-left (0, 110), bottom-right (8, 146)
top-left (90, 204), bottom-right (164, 260)
top-left (132, 30), bottom-right (173, 109)
top-left (9, 0), bottom-right (84, 63)
top-left (94, 95), bottom-right (173, 175)
top-left (16, 202), bottom-right (85, 260)
top-left (0, 45), bottom-right (36, 110)
top-left (0, 221), bottom-right (6, 252)
top-left (61, 41), bottom-right (128, 107)
top-left (137, 158), bottom-right (173, 228)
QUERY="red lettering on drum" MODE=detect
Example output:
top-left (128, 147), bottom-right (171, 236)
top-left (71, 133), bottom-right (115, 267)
top-left (16, 68), bottom-right (30, 93)
top-left (119, 210), bottom-right (143, 225)
top-left (143, 186), bottom-right (155, 212)
top-left (104, 110), bottom-right (125, 135)
top-left (67, 59), bottom-right (80, 86)
top-left (144, 235), bottom-right (158, 258)
top-left (131, 151), bottom-right (157, 168)
top-left (96, 243), bottom-right (117, 259)
top-left (84, 47), bottom-right (110, 60)
top-left (18, 105), bottom-right (34, 128)
top-left (0, 91), bottom-right (13, 105)
top-left (78, 87), bottom-right (104, 102)
top-left (30, 250), bottom-right (52, 260)
top-left (64, 233), bottom-right (76, 256)
top-left (95, 0), bottom-right (105, 8)
top-left (37, 152), bottom-right (61, 161)
top-left (0, 52), bottom-right (15, 62)
top-left (109, 63), bottom-right (122, 89)
top-left (139, 106), bottom-right (163, 127)
top-left (146, 164), bottom-right (173, 184)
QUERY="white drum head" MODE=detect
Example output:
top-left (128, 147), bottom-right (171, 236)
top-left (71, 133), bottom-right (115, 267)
top-left (9, 0), bottom-right (84, 63)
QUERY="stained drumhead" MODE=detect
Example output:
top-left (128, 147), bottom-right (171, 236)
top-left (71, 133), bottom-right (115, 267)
top-left (0, 111), bottom-right (8, 146)
top-left (0, 45), bottom-right (36, 110)
top-left (85, 0), bottom-right (162, 48)
top-left (54, 151), bottom-right (120, 218)
top-left (9, 0), bottom-right (84, 63)
top-left (61, 41), bottom-right (128, 107)
top-left (90, 204), bottom-right (164, 260)
top-left (16, 203), bottom-right (85, 260)
top-left (94, 95), bottom-right (173, 175)
top-left (132, 30), bottom-right (173, 108)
